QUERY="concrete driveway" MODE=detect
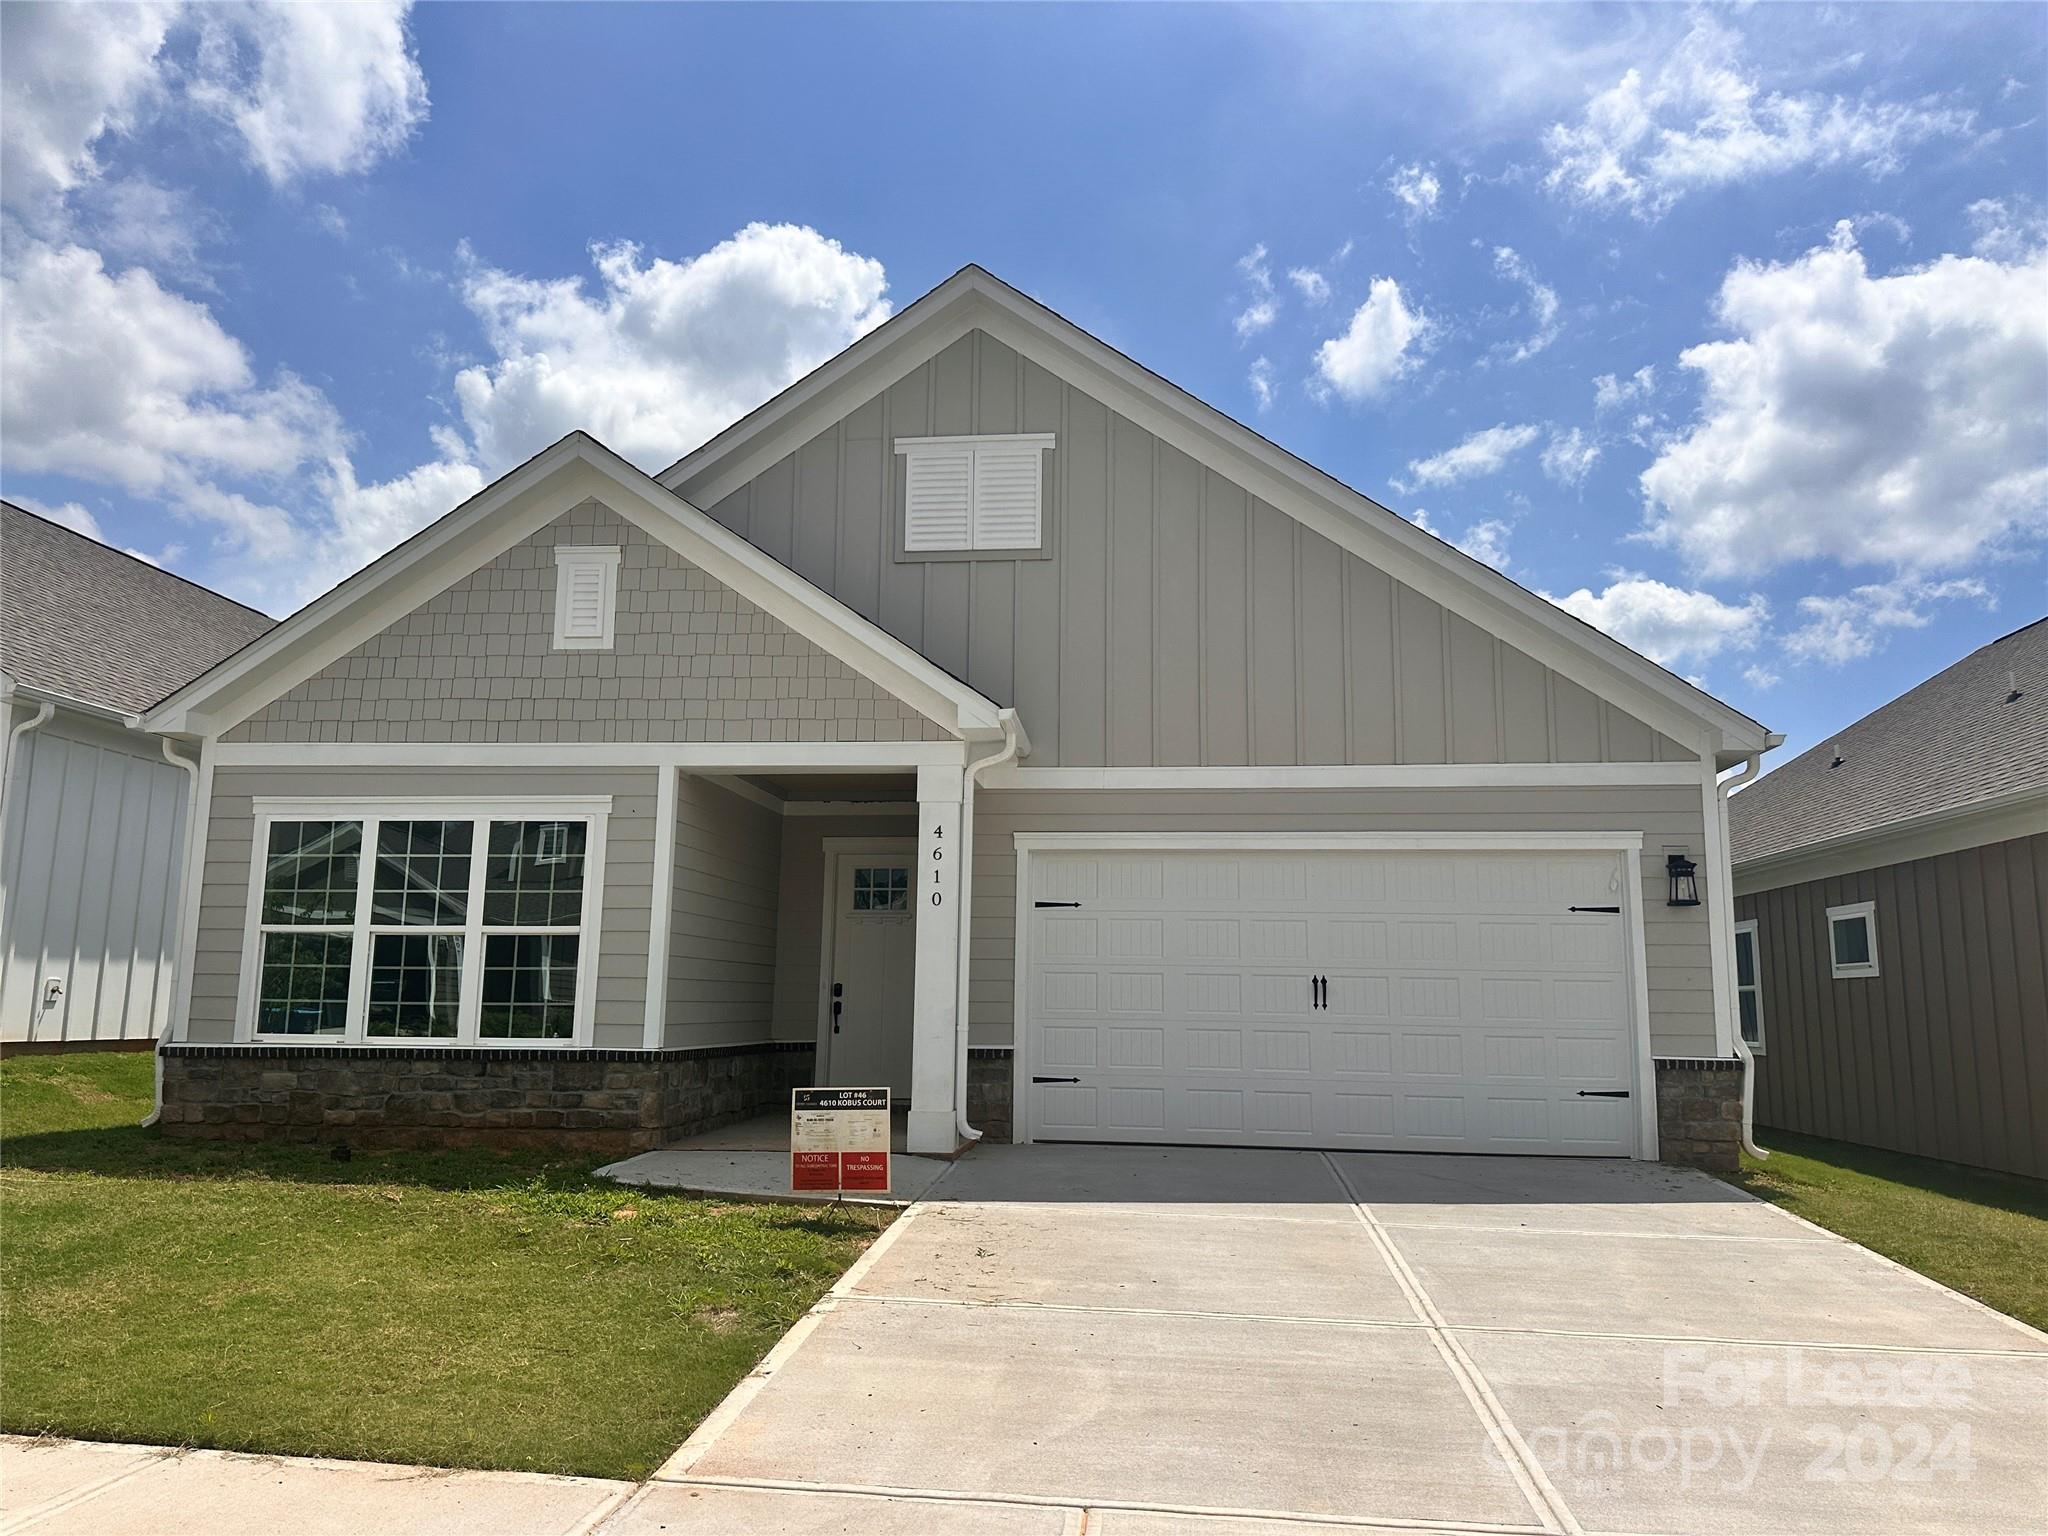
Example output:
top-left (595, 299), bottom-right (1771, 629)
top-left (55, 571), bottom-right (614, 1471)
top-left (640, 1143), bottom-right (2047, 1535)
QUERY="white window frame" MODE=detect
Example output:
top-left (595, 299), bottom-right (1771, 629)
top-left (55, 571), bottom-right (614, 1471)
top-left (895, 434), bottom-right (1055, 556)
top-left (1733, 918), bottom-right (1765, 1054)
top-left (239, 796), bottom-right (610, 1047)
top-left (1825, 899), bottom-right (1879, 980)
top-left (553, 545), bottom-right (622, 649)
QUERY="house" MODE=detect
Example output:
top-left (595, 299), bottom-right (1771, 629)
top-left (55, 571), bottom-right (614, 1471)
top-left (1, 501), bottom-right (274, 1051)
top-left (1731, 618), bottom-right (2048, 1180)
top-left (136, 267), bottom-right (1775, 1168)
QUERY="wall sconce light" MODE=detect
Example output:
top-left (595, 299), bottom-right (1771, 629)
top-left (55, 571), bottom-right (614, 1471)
top-left (1666, 853), bottom-right (1701, 907)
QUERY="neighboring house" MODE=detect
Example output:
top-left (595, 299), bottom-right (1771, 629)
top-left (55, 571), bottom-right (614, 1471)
top-left (1, 501), bottom-right (274, 1052)
top-left (1730, 619), bottom-right (2048, 1180)
top-left (136, 268), bottom-right (1775, 1168)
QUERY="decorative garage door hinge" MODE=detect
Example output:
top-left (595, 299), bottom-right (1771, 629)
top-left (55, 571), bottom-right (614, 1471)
top-left (1568, 905), bottom-right (1622, 913)
top-left (1576, 1089), bottom-right (1632, 1098)
top-left (1032, 1075), bottom-right (1081, 1084)
top-left (1034, 900), bottom-right (1083, 908)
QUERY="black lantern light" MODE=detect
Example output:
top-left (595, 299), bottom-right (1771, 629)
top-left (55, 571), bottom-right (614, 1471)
top-left (1665, 853), bottom-right (1701, 907)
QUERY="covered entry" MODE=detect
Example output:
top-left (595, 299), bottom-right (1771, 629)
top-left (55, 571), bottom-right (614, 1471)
top-left (1017, 835), bottom-right (1653, 1157)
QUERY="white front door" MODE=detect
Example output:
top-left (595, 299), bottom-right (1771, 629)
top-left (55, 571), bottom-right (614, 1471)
top-left (827, 853), bottom-right (917, 1098)
top-left (1024, 847), bottom-right (1641, 1156)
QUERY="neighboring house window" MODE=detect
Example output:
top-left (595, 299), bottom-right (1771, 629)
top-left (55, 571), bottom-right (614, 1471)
top-left (245, 801), bottom-right (605, 1046)
top-left (553, 545), bottom-right (622, 648)
top-left (1733, 919), bottom-right (1764, 1053)
top-left (896, 434), bottom-right (1054, 554)
top-left (1826, 900), bottom-right (1879, 979)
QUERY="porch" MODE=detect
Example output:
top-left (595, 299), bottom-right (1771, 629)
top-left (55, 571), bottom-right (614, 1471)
top-left (593, 1107), bottom-right (955, 1205)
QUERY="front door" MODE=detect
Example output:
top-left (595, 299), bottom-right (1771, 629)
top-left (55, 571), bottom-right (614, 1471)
top-left (827, 854), bottom-right (916, 1098)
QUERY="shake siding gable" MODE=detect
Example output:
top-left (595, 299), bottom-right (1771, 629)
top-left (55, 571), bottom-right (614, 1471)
top-left (226, 502), bottom-right (949, 746)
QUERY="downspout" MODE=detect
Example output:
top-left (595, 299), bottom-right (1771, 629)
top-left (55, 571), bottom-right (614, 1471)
top-left (0, 698), bottom-right (54, 1016)
top-left (1717, 740), bottom-right (1777, 1162)
top-left (953, 709), bottom-right (1025, 1143)
top-left (141, 735), bottom-right (201, 1129)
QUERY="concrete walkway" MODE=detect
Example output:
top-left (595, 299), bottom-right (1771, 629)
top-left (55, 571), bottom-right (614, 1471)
top-left (595, 1112), bottom-right (953, 1206)
top-left (9, 1146), bottom-right (2045, 1534)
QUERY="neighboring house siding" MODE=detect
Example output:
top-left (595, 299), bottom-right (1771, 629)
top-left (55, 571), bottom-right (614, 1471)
top-left (667, 776), bottom-right (782, 1049)
top-left (0, 710), bottom-right (188, 1044)
top-left (226, 503), bottom-right (948, 745)
top-left (186, 767), bottom-right (658, 1049)
top-left (687, 329), bottom-right (1691, 769)
top-left (1736, 832), bottom-right (2048, 1180)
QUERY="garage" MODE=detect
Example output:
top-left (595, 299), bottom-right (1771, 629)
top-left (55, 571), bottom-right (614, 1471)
top-left (1018, 838), bottom-right (1649, 1156)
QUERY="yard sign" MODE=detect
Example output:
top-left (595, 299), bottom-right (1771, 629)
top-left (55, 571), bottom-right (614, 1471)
top-left (790, 1086), bottom-right (891, 1195)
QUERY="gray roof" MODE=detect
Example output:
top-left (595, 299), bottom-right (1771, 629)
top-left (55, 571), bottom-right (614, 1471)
top-left (1, 500), bottom-right (274, 714)
top-left (1730, 616), bottom-right (2048, 865)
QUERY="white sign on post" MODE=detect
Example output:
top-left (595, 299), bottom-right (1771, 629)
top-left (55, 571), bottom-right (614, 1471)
top-left (790, 1086), bottom-right (891, 1196)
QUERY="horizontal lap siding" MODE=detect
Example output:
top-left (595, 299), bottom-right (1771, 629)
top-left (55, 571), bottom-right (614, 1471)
top-left (1736, 831), bottom-right (2048, 1179)
top-left (188, 767), bottom-right (658, 1048)
top-left (967, 786), bottom-right (1716, 1057)
top-left (667, 776), bottom-right (782, 1049)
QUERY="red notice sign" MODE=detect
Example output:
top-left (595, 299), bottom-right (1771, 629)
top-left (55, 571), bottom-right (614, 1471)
top-left (790, 1087), bottom-right (891, 1197)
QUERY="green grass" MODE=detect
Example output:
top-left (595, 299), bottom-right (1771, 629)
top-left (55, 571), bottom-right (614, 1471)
top-left (0, 1051), bottom-right (887, 1479)
top-left (1730, 1129), bottom-right (2048, 1331)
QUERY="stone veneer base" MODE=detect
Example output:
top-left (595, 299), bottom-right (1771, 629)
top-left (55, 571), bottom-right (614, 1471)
top-left (158, 1041), bottom-right (815, 1155)
top-left (1653, 1057), bottom-right (1745, 1173)
top-left (965, 1048), bottom-right (1015, 1145)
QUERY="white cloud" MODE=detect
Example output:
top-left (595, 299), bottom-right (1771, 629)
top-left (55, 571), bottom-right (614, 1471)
top-left (1233, 244), bottom-right (1277, 340)
top-left (1491, 246), bottom-right (1560, 362)
top-left (1640, 228), bottom-right (2048, 578)
top-left (1542, 16), bottom-right (1975, 217)
top-left (0, 1), bottom-right (176, 211)
top-left (1593, 364), bottom-right (1655, 412)
top-left (1313, 278), bottom-right (1432, 403)
top-left (1409, 509), bottom-right (1514, 571)
top-left (1247, 356), bottom-right (1276, 412)
top-left (1545, 573), bottom-right (1768, 667)
top-left (1966, 198), bottom-right (2048, 263)
top-left (1540, 426), bottom-right (1601, 486)
top-left (1741, 663), bottom-right (1780, 691)
top-left (453, 223), bottom-right (892, 474)
top-left (1388, 162), bottom-right (1442, 222)
top-left (310, 202), bottom-right (349, 238)
top-left (1402, 423), bottom-right (1538, 490)
top-left (1783, 576), bottom-right (1992, 664)
top-left (1287, 267), bottom-right (1330, 304)
top-left (314, 451), bottom-right (486, 583)
top-left (9, 495), bottom-right (104, 541)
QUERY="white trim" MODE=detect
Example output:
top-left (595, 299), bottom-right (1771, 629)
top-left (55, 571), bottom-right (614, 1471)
top-left (1825, 900), bottom-right (1880, 980)
top-left (552, 544), bottom-right (621, 649)
top-left (643, 769), bottom-right (679, 1049)
top-left (170, 744), bottom-right (215, 1042)
top-left (1733, 918), bottom-right (1765, 1055)
top-left (212, 740), bottom-right (970, 770)
top-left (236, 800), bottom-right (609, 1047)
top-left (983, 762), bottom-right (1706, 790)
top-left (1008, 829), bottom-right (1658, 1160)
top-left (660, 269), bottom-right (1769, 756)
top-left (814, 837), bottom-right (917, 1087)
top-left (1733, 787), bottom-right (2048, 896)
top-left (1701, 766), bottom-right (1737, 1059)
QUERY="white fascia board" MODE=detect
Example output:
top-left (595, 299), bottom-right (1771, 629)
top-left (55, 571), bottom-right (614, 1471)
top-left (1014, 831), bottom-right (1645, 853)
top-left (664, 272), bottom-right (1768, 757)
top-left (1733, 788), bottom-right (2048, 896)
top-left (981, 762), bottom-right (1704, 790)
top-left (209, 740), bottom-right (970, 770)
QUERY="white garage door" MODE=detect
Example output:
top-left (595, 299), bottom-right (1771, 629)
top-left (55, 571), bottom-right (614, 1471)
top-left (1023, 846), bottom-right (1641, 1156)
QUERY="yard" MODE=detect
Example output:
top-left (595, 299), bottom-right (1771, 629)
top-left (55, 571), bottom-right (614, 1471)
top-left (1731, 1129), bottom-right (2048, 1331)
top-left (0, 1051), bottom-right (887, 1480)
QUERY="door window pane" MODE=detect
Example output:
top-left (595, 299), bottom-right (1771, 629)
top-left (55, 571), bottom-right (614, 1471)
top-left (365, 933), bottom-right (463, 1038)
top-left (853, 866), bottom-right (908, 912)
top-left (257, 932), bottom-right (351, 1035)
top-left (485, 822), bottom-right (586, 925)
top-left (480, 934), bottom-right (579, 1039)
top-left (262, 821), bottom-right (361, 924)
top-left (373, 820), bottom-right (472, 926)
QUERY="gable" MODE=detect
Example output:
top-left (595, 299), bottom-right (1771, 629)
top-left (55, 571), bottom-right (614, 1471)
top-left (225, 500), bottom-right (949, 746)
top-left (683, 328), bottom-right (1694, 768)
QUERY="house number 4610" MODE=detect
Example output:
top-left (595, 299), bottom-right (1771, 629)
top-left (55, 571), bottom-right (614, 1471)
top-left (929, 824), bottom-right (944, 906)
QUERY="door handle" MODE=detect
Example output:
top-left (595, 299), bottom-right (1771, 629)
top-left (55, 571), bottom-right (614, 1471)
top-left (831, 981), bottom-right (843, 1034)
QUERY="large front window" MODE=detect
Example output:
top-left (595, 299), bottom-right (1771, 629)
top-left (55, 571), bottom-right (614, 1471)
top-left (247, 802), bottom-right (603, 1045)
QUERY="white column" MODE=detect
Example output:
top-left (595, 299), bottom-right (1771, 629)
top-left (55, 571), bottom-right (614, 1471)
top-left (642, 767), bottom-right (679, 1049)
top-left (908, 763), bottom-right (963, 1154)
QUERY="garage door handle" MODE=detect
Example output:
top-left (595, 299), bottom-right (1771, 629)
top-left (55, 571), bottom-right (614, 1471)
top-left (1568, 905), bottom-right (1621, 914)
top-left (1032, 1075), bottom-right (1081, 1084)
top-left (1576, 1089), bottom-right (1632, 1098)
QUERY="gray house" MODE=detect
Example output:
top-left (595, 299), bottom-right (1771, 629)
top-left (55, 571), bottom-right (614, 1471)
top-left (138, 268), bottom-right (1775, 1168)
top-left (1732, 618), bottom-right (2047, 1179)
top-left (1, 501), bottom-right (274, 1051)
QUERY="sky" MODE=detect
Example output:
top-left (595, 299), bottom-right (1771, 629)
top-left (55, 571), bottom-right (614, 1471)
top-left (1, 2), bottom-right (2043, 770)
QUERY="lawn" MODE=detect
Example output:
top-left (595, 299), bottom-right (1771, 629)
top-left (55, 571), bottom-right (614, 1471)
top-left (1730, 1129), bottom-right (2048, 1331)
top-left (0, 1051), bottom-right (887, 1480)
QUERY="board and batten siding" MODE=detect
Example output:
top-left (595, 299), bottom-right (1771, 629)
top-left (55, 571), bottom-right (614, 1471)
top-left (187, 767), bottom-right (658, 1049)
top-left (688, 329), bottom-right (1695, 770)
top-left (666, 775), bottom-right (782, 1049)
top-left (1736, 832), bottom-right (2048, 1180)
top-left (1, 711), bottom-right (189, 1044)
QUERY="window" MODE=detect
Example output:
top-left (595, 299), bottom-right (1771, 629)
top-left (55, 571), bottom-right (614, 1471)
top-left (1733, 920), bottom-right (1765, 1052)
top-left (851, 865), bottom-right (909, 912)
top-left (1826, 900), bottom-right (1879, 979)
top-left (896, 434), bottom-right (1054, 555)
top-left (244, 801), bottom-right (605, 1045)
top-left (553, 545), bottom-right (621, 649)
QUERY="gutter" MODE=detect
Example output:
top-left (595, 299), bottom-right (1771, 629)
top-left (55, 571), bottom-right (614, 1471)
top-left (141, 736), bottom-right (202, 1129)
top-left (952, 709), bottom-right (1027, 1144)
top-left (1717, 732), bottom-right (1783, 1162)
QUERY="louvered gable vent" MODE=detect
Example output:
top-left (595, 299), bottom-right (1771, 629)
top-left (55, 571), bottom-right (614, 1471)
top-left (897, 434), bottom-right (1053, 553)
top-left (553, 545), bottom-right (622, 649)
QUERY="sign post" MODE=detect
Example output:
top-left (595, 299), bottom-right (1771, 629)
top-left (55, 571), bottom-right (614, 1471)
top-left (790, 1086), bottom-right (891, 1197)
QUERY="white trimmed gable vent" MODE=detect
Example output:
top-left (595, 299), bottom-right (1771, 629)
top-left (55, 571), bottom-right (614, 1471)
top-left (553, 545), bottom-right (622, 649)
top-left (897, 433), bottom-right (1054, 552)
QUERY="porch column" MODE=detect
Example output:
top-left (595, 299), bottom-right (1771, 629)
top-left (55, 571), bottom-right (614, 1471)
top-left (907, 763), bottom-right (964, 1153)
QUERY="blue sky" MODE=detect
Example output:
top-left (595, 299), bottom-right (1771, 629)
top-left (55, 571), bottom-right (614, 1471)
top-left (2, 3), bottom-right (2043, 767)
